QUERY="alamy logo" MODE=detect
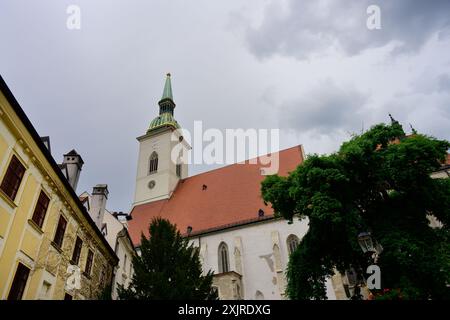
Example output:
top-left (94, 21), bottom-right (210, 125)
top-left (366, 264), bottom-right (381, 289)
top-left (66, 5), bottom-right (81, 30)
top-left (366, 5), bottom-right (381, 30)
top-left (170, 121), bottom-right (280, 174)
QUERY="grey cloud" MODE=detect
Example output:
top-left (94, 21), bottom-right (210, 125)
top-left (381, 93), bottom-right (450, 141)
top-left (243, 0), bottom-right (450, 60)
top-left (438, 74), bottom-right (450, 92)
top-left (410, 72), bottom-right (450, 95)
top-left (279, 80), bottom-right (369, 135)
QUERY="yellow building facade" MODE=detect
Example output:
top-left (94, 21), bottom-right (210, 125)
top-left (0, 76), bottom-right (118, 300)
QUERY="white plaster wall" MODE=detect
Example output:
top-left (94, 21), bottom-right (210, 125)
top-left (188, 218), bottom-right (339, 300)
top-left (111, 235), bottom-right (134, 299)
top-left (133, 129), bottom-right (188, 206)
top-left (101, 211), bottom-right (134, 299)
top-left (102, 211), bottom-right (123, 249)
top-left (79, 195), bottom-right (134, 299)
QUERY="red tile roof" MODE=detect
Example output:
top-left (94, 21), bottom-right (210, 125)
top-left (128, 145), bottom-right (304, 246)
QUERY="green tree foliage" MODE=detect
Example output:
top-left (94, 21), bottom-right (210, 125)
top-left (118, 217), bottom-right (217, 300)
top-left (97, 284), bottom-right (112, 300)
top-left (261, 120), bottom-right (450, 299)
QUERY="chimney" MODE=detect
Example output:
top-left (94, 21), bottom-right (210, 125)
top-left (62, 149), bottom-right (84, 191)
top-left (41, 136), bottom-right (51, 154)
top-left (90, 184), bottom-right (109, 229)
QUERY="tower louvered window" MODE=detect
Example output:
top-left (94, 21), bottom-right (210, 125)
top-left (149, 152), bottom-right (158, 174)
top-left (176, 163), bottom-right (182, 178)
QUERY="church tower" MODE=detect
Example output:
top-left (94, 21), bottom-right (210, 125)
top-left (133, 73), bottom-right (190, 206)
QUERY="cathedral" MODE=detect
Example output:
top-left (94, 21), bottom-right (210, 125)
top-left (127, 74), bottom-right (337, 300)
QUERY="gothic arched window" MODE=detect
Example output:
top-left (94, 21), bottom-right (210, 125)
top-left (218, 242), bottom-right (229, 273)
top-left (149, 152), bottom-right (158, 174)
top-left (287, 234), bottom-right (300, 255)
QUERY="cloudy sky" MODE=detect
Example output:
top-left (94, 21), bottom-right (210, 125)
top-left (1, 0), bottom-right (450, 211)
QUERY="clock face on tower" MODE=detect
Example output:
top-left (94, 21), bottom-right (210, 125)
top-left (148, 180), bottom-right (156, 189)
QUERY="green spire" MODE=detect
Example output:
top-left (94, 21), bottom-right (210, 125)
top-left (161, 73), bottom-right (173, 101)
top-left (148, 73), bottom-right (178, 133)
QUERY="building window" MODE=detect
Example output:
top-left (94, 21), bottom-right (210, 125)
top-left (71, 236), bottom-right (83, 265)
top-left (31, 191), bottom-right (50, 228)
top-left (53, 215), bottom-right (67, 249)
top-left (0, 155), bottom-right (26, 201)
top-left (149, 152), bottom-right (158, 174)
top-left (176, 163), bottom-right (182, 178)
top-left (287, 234), bottom-right (300, 255)
top-left (99, 268), bottom-right (106, 287)
top-left (218, 242), bottom-right (229, 273)
top-left (85, 249), bottom-right (94, 276)
top-left (7, 263), bottom-right (30, 300)
top-left (64, 293), bottom-right (73, 300)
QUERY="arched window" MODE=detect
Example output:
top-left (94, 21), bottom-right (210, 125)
top-left (149, 152), bottom-right (158, 174)
top-left (218, 242), bottom-right (229, 273)
top-left (287, 234), bottom-right (300, 255)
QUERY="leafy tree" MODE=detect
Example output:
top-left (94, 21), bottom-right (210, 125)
top-left (97, 284), bottom-right (112, 300)
top-left (261, 119), bottom-right (450, 299)
top-left (118, 217), bottom-right (217, 300)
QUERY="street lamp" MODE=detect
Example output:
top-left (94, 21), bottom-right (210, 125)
top-left (357, 231), bottom-right (382, 263)
top-left (353, 231), bottom-right (383, 299)
top-left (357, 232), bottom-right (374, 253)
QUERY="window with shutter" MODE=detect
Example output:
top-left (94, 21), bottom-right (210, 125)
top-left (85, 249), bottom-right (94, 276)
top-left (0, 155), bottom-right (26, 201)
top-left (31, 191), bottom-right (50, 228)
top-left (71, 237), bottom-right (83, 265)
top-left (53, 215), bottom-right (67, 249)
